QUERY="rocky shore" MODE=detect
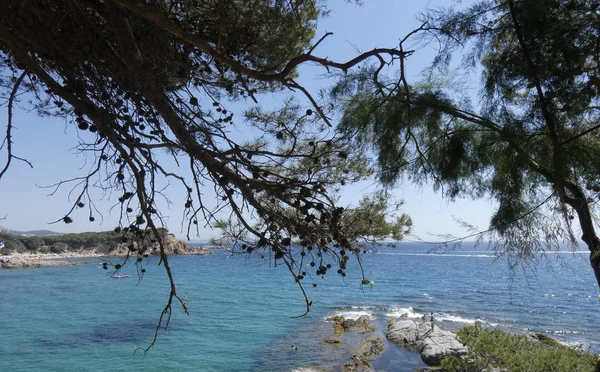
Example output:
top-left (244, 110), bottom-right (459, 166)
top-left (289, 315), bottom-right (388, 372)
top-left (0, 252), bottom-right (97, 269)
top-left (0, 238), bottom-right (213, 269)
top-left (287, 314), bottom-right (595, 372)
top-left (287, 315), bottom-right (471, 371)
top-left (386, 318), bottom-right (468, 365)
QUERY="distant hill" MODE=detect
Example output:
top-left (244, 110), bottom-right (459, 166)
top-left (3, 229), bottom-right (64, 237)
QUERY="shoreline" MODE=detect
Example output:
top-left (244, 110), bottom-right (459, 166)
top-left (0, 252), bottom-right (103, 269)
top-left (0, 248), bottom-right (213, 269)
top-left (287, 314), bottom-right (597, 372)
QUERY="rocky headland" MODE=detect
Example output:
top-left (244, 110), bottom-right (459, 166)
top-left (106, 234), bottom-right (212, 257)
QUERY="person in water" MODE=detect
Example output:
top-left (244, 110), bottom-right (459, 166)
top-left (352, 355), bottom-right (360, 371)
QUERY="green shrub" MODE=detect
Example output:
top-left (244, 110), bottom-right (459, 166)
top-left (444, 323), bottom-right (599, 372)
top-left (49, 242), bottom-right (68, 253)
top-left (0, 247), bottom-right (13, 255)
top-left (441, 355), bottom-right (470, 372)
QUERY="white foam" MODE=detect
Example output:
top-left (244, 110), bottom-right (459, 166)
top-left (437, 313), bottom-right (478, 324)
top-left (329, 305), bottom-right (499, 327)
top-left (559, 340), bottom-right (587, 351)
top-left (376, 252), bottom-right (496, 258)
top-left (550, 329), bottom-right (582, 335)
top-left (328, 310), bottom-right (373, 320)
top-left (346, 305), bottom-right (377, 311)
top-left (384, 306), bottom-right (424, 319)
top-left (437, 313), bottom-right (497, 326)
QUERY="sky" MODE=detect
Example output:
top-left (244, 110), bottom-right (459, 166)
top-left (0, 0), bottom-right (495, 241)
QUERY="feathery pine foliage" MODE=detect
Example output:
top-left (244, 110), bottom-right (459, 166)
top-left (334, 0), bottom-right (600, 288)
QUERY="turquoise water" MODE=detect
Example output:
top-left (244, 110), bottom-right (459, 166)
top-left (1, 243), bottom-right (599, 371)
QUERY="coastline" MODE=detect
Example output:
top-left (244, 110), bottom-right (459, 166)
top-left (286, 314), bottom-right (598, 372)
top-left (0, 252), bottom-right (103, 269)
top-left (0, 247), bottom-right (213, 269)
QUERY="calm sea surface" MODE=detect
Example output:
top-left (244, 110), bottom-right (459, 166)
top-left (1, 242), bottom-right (599, 371)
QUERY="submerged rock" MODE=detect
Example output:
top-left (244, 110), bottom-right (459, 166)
top-left (326, 315), bottom-right (345, 322)
top-left (327, 315), bottom-right (373, 337)
top-left (386, 319), bottom-right (468, 366)
top-left (530, 333), bottom-right (563, 348)
top-left (323, 335), bottom-right (340, 344)
top-left (358, 336), bottom-right (385, 359)
top-left (340, 315), bottom-right (372, 331)
top-left (342, 364), bottom-right (374, 372)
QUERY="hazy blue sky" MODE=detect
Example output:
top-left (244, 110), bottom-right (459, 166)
top-left (0, 0), bottom-right (493, 241)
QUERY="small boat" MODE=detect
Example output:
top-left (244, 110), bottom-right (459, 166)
top-left (111, 273), bottom-right (130, 279)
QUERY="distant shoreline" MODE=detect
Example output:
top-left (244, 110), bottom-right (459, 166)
top-left (0, 248), bottom-right (213, 269)
top-left (0, 252), bottom-right (102, 269)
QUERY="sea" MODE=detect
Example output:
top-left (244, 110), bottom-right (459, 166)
top-left (0, 242), bottom-right (599, 372)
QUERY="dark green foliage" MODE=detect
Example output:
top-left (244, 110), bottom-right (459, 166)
top-left (1, 0), bottom-right (317, 95)
top-left (441, 323), bottom-right (600, 372)
top-left (0, 228), bottom-right (169, 254)
top-left (440, 356), bottom-right (470, 372)
top-left (334, 77), bottom-right (490, 197)
top-left (49, 242), bottom-right (68, 254)
top-left (339, 191), bottom-right (412, 242)
top-left (23, 236), bottom-right (44, 252)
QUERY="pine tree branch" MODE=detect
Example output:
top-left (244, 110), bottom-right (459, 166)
top-left (110, 0), bottom-right (412, 82)
top-left (506, 0), bottom-right (565, 181)
top-left (0, 70), bottom-right (32, 182)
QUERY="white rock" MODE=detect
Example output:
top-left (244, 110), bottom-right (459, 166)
top-left (386, 319), bottom-right (468, 365)
top-left (419, 327), bottom-right (468, 365)
top-left (386, 319), bottom-right (420, 344)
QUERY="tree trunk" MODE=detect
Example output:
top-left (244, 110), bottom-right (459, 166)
top-left (577, 206), bottom-right (600, 288)
top-left (568, 190), bottom-right (600, 371)
top-left (569, 186), bottom-right (600, 288)
top-left (590, 243), bottom-right (600, 289)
